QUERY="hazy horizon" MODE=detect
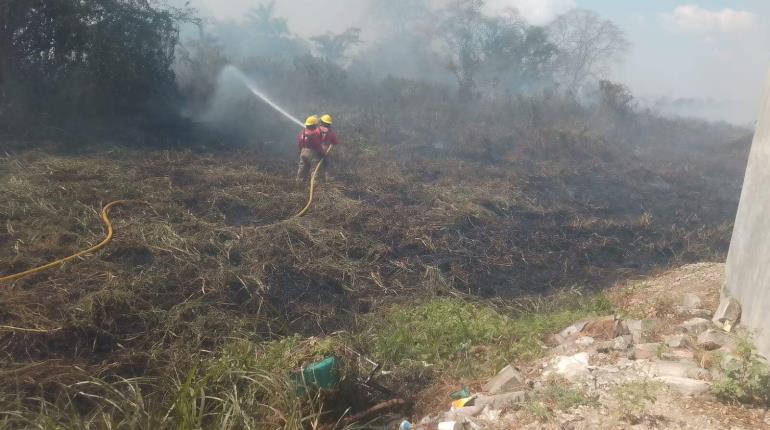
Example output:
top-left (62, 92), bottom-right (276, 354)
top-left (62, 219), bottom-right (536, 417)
top-left (189, 0), bottom-right (770, 126)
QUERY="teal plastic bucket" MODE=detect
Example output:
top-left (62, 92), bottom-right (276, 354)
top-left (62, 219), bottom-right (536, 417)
top-left (291, 357), bottom-right (339, 395)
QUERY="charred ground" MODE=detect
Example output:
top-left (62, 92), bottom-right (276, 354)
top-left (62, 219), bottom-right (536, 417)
top-left (0, 111), bottom-right (750, 426)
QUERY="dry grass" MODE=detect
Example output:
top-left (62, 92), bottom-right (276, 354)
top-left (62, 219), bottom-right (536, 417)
top-left (0, 127), bottom-right (744, 426)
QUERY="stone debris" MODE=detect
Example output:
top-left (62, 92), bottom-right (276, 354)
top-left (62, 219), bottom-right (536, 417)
top-left (444, 405), bottom-right (484, 419)
top-left (550, 352), bottom-right (590, 380)
top-left (676, 307), bottom-right (713, 319)
top-left (654, 376), bottom-right (711, 396)
top-left (408, 265), bottom-right (757, 429)
top-left (678, 317), bottom-right (712, 335)
top-left (661, 349), bottom-right (696, 362)
top-left (474, 392), bottom-right (527, 410)
top-left (559, 321), bottom-right (589, 339)
top-left (665, 334), bottom-right (691, 349)
top-left (580, 316), bottom-right (625, 340)
top-left (647, 361), bottom-right (710, 380)
top-left (621, 319), bottom-right (645, 344)
top-left (713, 296), bottom-right (741, 327)
top-left (482, 365), bottom-right (525, 394)
top-left (631, 343), bottom-right (663, 360)
top-left (698, 329), bottom-right (736, 351)
top-left (614, 335), bottom-right (633, 351)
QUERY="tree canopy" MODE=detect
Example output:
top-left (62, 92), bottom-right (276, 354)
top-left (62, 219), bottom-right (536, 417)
top-left (1, 0), bottom-right (190, 117)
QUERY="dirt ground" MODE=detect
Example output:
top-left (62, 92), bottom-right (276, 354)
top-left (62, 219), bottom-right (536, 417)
top-left (535, 263), bottom-right (768, 429)
top-left (416, 263), bottom-right (770, 429)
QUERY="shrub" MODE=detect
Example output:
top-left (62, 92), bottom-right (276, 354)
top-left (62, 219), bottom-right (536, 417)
top-left (712, 336), bottom-right (770, 406)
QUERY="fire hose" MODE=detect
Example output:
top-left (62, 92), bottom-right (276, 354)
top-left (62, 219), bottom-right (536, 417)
top-left (0, 147), bottom-right (332, 284)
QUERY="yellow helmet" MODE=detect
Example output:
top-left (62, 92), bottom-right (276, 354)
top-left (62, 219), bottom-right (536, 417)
top-left (320, 114), bottom-right (333, 125)
top-left (304, 115), bottom-right (319, 127)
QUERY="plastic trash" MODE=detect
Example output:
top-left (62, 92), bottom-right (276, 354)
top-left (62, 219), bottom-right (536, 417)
top-left (450, 396), bottom-right (475, 409)
top-left (399, 420), bottom-right (412, 430)
top-left (291, 356), bottom-right (340, 395)
top-left (449, 385), bottom-right (471, 400)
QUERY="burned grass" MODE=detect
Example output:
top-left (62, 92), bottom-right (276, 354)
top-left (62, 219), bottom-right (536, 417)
top-left (0, 129), bottom-right (745, 426)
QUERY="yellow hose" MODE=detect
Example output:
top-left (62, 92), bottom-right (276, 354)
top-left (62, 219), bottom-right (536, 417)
top-left (0, 147), bottom-right (333, 284)
top-left (0, 200), bottom-right (143, 283)
top-left (294, 145), bottom-right (333, 218)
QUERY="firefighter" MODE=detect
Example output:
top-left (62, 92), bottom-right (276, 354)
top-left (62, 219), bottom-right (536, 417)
top-left (296, 115), bottom-right (325, 183)
top-left (319, 114), bottom-right (339, 180)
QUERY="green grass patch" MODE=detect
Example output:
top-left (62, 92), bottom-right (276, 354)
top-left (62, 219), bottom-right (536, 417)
top-left (368, 293), bottom-right (613, 375)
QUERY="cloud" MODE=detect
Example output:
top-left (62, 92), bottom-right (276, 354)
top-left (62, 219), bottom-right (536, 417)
top-left (661, 5), bottom-right (756, 33)
top-left (483, 0), bottom-right (576, 25)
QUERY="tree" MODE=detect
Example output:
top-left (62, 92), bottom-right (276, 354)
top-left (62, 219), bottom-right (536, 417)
top-left (436, 0), bottom-right (559, 99)
top-left (246, 1), bottom-right (289, 39)
top-left (354, 0), bottom-right (443, 82)
top-left (437, 0), bottom-right (493, 99)
top-left (212, 1), bottom-right (308, 65)
top-left (311, 27), bottom-right (362, 66)
top-left (176, 24), bottom-right (229, 108)
top-left (548, 9), bottom-right (629, 91)
top-left (4, 0), bottom-right (192, 116)
top-left (596, 79), bottom-right (634, 119)
top-left (480, 19), bottom-right (558, 94)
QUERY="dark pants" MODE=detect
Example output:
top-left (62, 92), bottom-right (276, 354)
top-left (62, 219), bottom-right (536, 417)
top-left (296, 148), bottom-right (325, 183)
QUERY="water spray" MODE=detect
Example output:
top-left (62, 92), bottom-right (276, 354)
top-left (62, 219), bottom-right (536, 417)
top-left (223, 65), bottom-right (304, 128)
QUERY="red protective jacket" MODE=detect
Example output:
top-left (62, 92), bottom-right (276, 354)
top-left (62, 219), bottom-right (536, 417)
top-left (320, 126), bottom-right (339, 146)
top-left (297, 128), bottom-right (324, 154)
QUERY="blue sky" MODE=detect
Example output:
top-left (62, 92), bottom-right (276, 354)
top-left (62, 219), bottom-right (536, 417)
top-left (196, 0), bottom-right (770, 124)
top-left (582, 0), bottom-right (769, 123)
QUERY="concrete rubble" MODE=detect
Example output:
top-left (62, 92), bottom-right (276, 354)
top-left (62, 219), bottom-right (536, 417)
top-left (482, 365), bottom-right (525, 394)
top-left (712, 296), bottom-right (741, 327)
top-left (697, 329), bottom-right (736, 351)
top-left (664, 334), bottom-right (690, 349)
top-left (406, 286), bottom-right (757, 430)
top-left (678, 317), bottom-right (712, 335)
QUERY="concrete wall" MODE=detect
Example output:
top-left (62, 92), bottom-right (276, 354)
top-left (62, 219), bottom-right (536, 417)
top-left (725, 71), bottom-right (770, 357)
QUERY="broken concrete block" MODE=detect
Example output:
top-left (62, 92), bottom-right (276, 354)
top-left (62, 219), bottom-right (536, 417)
top-left (483, 365), bottom-right (525, 394)
top-left (661, 349), bottom-right (695, 362)
top-left (575, 336), bottom-right (595, 348)
top-left (654, 376), bottom-right (711, 396)
top-left (675, 307), bottom-right (712, 319)
top-left (631, 343), bottom-right (663, 360)
top-left (649, 361), bottom-right (710, 380)
top-left (559, 321), bottom-right (588, 339)
top-left (614, 335), bottom-right (633, 350)
top-left (580, 316), bottom-right (623, 340)
top-left (598, 335), bottom-right (633, 353)
top-left (552, 352), bottom-right (590, 380)
top-left (475, 391), bottom-right (527, 409)
top-left (713, 296), bottom-right (741, 326)
top-left (447, 404), bottom-right (485, 418)
top-left (664, 334), bottom-right (691, 349)
top-left (621, 319), bottom-right (645, 343)
top-left (678, 318), bottom-right (711, 335)
top-left (682, 293), bottom-right (703, 310)
top-left (697, 329), bottom-right (736, 351)
top-left (436, 420), bottom-right (465, 430)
